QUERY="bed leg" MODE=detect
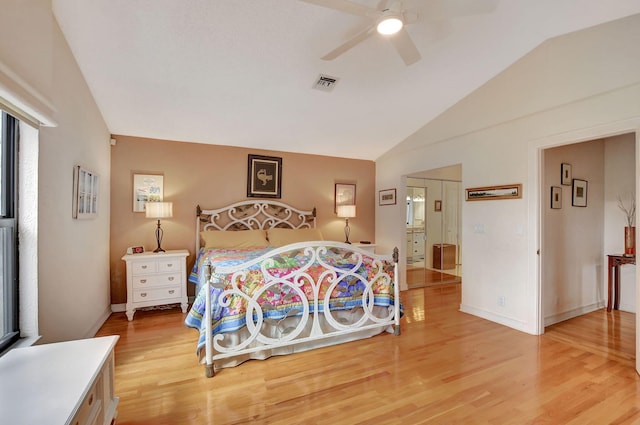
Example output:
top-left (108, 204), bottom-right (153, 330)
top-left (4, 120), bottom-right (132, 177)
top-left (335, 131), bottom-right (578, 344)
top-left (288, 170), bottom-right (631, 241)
top-left (394, 325), bottom-right (401, 336)
top-left (205, 364), bottom-right (215, 378)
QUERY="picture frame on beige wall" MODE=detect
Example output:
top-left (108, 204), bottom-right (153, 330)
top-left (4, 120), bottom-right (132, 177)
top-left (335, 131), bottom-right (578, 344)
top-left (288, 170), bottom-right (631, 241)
top-left (561, 163), bottom-right (572, 186)
top-left (572, 179), bottom-right (588, 207)
top-left (550, 186), bottom-right (562, 209)
top-left (335, 183), bottom-right (356, 213)
top-left (133, 174), bottom-right (163, 212)
top-left (247, 154), bottom-right (282, 198)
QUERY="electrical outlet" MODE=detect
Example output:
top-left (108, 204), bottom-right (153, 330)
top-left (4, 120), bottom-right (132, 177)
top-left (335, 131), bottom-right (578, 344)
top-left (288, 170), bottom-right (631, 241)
top-left (498, 296), bottom-right (505, 307)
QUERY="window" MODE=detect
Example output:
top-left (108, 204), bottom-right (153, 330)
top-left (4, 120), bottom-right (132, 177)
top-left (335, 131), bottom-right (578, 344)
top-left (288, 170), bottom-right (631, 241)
top-left (0, 111), bottom-right (19, 352)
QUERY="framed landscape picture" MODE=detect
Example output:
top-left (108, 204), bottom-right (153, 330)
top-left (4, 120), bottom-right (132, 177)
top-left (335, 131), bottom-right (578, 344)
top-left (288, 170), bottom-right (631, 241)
top-left (379, 188), bottom-right (396, 206)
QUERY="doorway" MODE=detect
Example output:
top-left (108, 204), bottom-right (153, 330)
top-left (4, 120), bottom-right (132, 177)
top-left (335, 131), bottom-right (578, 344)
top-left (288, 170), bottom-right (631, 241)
top-left (406, 165), bottom-right (462, 288)
top-left (541, 134), bottom-right (636, 327)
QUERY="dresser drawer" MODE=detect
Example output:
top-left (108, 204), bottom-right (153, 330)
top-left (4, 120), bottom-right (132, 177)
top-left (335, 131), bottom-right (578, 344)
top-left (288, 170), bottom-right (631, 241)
top-left (131, 260), bottom-right (158, 275)
top-left (71, 376), bottom-right (103, 425)
top-left (158, 258), bottom-right (183, 272)
top-left (133, 286), bottom-right (181, 302)
top-left (132, 273), bottom-right (182, 288)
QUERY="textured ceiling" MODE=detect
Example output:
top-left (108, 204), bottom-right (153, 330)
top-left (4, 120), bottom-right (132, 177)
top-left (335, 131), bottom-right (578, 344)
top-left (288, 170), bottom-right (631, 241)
top-left (51, 0), bottom-right (640, 160)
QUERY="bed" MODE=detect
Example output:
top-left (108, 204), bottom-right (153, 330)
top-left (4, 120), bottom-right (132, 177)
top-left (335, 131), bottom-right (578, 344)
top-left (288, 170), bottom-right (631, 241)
top-left (185, 200), bottom-right (401, 377)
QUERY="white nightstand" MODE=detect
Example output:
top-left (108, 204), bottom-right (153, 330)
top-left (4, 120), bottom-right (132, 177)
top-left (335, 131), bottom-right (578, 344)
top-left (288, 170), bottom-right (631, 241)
top-left (122, 249), bottom-right (189, 321)
top-left (353, 243), bottom-right (376, 253)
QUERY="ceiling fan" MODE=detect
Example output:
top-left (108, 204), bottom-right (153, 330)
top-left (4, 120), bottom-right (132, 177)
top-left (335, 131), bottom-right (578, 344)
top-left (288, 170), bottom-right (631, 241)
top-left (300, 0), bottom-right (422, 66)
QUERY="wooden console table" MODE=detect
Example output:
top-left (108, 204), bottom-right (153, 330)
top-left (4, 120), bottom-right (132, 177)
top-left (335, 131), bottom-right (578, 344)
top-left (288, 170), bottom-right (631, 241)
top-left (607, 254), bottom-right (635, 312)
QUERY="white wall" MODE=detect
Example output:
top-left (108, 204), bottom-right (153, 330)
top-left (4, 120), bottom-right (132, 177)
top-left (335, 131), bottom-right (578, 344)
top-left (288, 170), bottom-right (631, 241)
top-left (604, 134), bottom-right (636, 313)
top-left (376, 14), bottom-right (640, 334)
top-left (1, 0), bottom-right (111, 343)
top-left (543, 140), bottom-right (605, 325)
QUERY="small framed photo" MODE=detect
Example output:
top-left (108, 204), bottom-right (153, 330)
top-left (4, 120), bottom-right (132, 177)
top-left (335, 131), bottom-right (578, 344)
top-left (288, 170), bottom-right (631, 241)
top-left (550, 186), bottom-right (562, 209)
top-left (434, 200), bottom-right (442, 211)
top-left (247, 154), bottom-right (282, 198)
top-left (73, 165), bottom-right (99, 219)
top-left (572, 179), bottom-right (588, 207)
top-left (133, 174), bottom-right (163, 212)
top-left (379, 188), bottom-right (396, 206)
top-left (335, 183), bottom-right (356, 213)
top-left (561, 163), bottom-right (572, 186)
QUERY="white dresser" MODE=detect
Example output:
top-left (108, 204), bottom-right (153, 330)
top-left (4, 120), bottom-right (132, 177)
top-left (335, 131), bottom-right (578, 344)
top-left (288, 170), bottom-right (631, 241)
top-left (122, 249), bottom-right (189, 321)
top-left (0, 336), bottom-right (119, 425)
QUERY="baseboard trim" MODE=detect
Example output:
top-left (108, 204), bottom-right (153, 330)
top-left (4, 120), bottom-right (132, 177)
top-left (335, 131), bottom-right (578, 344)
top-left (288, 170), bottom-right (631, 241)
top-left (544, 302), bottom-right (604, 327)
top-left (111, 303), bottom-right (125, 313)
top-left (87, 306), bottom-right (113, 338)
top-left (459, 303), bottom-right (536, 335)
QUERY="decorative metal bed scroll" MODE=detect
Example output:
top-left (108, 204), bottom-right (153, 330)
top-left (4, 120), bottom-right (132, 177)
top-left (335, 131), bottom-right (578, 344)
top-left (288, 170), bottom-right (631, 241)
top-left (195, 200), bottom-right (317, 253)
top-left (201, 242), bottom-right (400, 378)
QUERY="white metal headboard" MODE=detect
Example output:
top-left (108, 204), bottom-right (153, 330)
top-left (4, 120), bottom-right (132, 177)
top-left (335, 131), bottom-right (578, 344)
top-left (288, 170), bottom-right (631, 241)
top-left (195, 200), bottom-right (317, 252)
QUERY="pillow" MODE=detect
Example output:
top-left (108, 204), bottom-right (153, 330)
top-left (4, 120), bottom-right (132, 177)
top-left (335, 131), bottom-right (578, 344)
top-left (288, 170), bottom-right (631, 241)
top-left (200, 229), bottom-right (269, 249)
top-left (266, 228), bottom-right (324, 247)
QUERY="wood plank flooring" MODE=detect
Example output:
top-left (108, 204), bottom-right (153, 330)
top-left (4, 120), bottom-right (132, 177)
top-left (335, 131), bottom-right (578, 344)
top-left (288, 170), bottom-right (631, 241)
top-left (407, 267), bottom-right (460, 288)
top-left (96, 284), bottom-right (639, 424)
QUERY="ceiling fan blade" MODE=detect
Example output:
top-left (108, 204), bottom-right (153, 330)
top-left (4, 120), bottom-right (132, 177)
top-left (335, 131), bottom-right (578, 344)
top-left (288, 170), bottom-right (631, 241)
top-left (299, 0), bottom-right (376, 17)
top-left (388, 27), bottom-right (421, 65)
top-left (321, 25), bottom-right (375, 60)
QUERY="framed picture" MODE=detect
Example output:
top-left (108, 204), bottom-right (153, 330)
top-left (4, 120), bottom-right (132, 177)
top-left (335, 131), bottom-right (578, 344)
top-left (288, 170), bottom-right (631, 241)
top-left (335, 183), bottom-right (356, 213)
top-left (572, 179), bottom-right (588, 207)
top-left (379, 188), bottom-right (396, 206)
top-left (550, 186), bottom-right (562, 209)
top-left (247, 154), bottom-right (282, 198)
top-left (561, 163), bottom-right (572, 186)
top-left (466, 184), bottom-right (522, 201)
top-left (133, 174), bottom-right (163, 212)
top-left (434, 200), bottom-right (442, 211)
top-left (73, 165), bottom-right (99, 219)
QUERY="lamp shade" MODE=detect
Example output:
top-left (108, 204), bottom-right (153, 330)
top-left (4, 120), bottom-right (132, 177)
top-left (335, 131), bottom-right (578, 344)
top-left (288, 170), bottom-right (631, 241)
top-left (336, 204), bottom-right (356, 218)
top-left (145, 201), bottom-right (173, 219)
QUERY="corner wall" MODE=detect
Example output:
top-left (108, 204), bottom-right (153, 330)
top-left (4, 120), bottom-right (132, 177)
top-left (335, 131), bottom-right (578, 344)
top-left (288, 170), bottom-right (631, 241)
top-left (376, 14), bottom-right (640, 334)
top-left (1, 1), bottom-right (112, 343)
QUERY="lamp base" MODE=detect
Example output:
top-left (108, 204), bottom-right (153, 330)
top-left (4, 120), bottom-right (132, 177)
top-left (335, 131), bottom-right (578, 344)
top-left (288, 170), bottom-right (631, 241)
top-left (154, 220), bottom-right (165, 253)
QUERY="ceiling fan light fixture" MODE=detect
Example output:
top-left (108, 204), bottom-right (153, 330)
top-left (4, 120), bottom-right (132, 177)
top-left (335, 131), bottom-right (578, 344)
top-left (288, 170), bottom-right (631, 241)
top-left (376, 16), bottom-right (403, 35)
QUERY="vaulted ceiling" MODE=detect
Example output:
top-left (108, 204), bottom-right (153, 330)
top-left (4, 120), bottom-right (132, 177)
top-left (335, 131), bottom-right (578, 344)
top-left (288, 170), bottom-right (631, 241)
top-left (51, 1), bottom-right (640, 160)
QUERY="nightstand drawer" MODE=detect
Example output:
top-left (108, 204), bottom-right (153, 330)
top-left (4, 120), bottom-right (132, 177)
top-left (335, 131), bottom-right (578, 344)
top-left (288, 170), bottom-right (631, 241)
top-left (131, 260), bottom-right (158, 275)
top-left (133, 286), bottom-right (181, 302)
top-left (133, 273), bottom-right (181, 288)
top-left (158, 258), bottom-right (183, 272)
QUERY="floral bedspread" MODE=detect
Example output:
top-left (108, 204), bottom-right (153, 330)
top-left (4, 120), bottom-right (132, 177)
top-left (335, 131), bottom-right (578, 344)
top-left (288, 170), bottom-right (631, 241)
top-left (184, 246), bottom-right (396, 349)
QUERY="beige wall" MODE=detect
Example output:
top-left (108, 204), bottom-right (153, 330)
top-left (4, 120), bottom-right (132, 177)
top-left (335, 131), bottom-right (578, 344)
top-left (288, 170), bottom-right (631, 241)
top-left (110, 135), bottom-right (375, 304)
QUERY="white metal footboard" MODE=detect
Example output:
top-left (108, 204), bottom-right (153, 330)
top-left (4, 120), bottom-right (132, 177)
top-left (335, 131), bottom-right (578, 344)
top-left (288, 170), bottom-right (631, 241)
top-left (203, 242), bottom-right (400, 378)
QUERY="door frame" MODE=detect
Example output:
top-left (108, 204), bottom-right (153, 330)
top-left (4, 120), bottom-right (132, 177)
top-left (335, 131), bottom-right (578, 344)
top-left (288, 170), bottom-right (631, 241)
top-left (528, 117), bottom-right (640, 374)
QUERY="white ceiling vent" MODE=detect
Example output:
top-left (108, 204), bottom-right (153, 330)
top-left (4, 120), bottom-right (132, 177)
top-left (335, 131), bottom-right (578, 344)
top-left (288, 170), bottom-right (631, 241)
top-left (312, 74), bottom-right (339, 92)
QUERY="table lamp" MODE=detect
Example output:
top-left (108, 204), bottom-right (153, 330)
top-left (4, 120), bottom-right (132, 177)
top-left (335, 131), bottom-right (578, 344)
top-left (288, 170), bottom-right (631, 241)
top-left (336, 204), bottom-right (356, 244)
top-left (145, 201), bottom-right (173, 252)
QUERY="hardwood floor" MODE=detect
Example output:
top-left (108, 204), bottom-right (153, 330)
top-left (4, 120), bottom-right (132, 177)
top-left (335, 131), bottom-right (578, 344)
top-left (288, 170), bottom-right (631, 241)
top-left (407, 267), bottom-right (460, 288)
top-left (96, 285), bottom-right (639, 424)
